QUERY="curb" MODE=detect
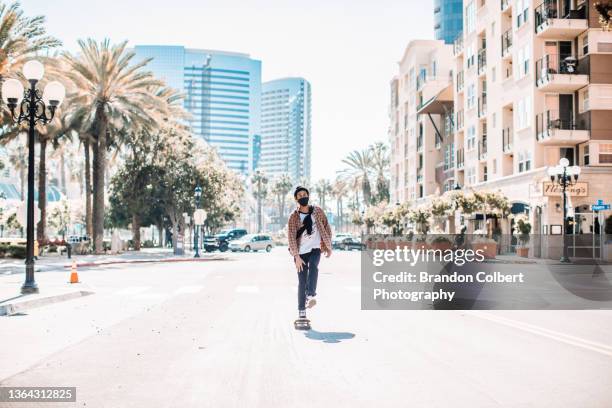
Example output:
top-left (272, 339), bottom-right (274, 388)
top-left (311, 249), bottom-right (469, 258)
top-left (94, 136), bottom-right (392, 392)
top-left (62, 256), bottom-right (229, 269)
top-left (0, 290), bottom-right (94, 316)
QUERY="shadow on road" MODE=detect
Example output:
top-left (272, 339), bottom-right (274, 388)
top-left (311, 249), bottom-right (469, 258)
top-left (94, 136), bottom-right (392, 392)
top-left (304, 329), bottom-right (355, 343)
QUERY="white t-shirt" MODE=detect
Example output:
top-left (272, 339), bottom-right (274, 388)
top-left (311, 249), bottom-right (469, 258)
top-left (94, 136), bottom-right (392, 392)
top-left (298, 211), bottom-right (321, 255)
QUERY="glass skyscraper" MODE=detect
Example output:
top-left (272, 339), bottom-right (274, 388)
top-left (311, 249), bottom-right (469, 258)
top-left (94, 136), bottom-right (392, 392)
top-left (260, 78), bottom-right (311, 182)
top-left (133, 45), bottom-right (261, 175)
top-left (434, 0), bottom-right (463, 44)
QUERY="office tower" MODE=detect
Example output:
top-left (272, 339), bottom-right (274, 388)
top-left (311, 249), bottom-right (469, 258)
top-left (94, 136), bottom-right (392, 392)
top-left (434, 0), bottom-right (464, 44)
top-left (133, 45), bottom-right (261, 175)
top-left (260, 78), bottom-right (311, 182)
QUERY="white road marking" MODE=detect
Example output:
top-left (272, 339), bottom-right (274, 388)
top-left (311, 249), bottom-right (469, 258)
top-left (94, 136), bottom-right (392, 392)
top-left (134, 293), bottom-right (169, 300)
top-left (173, 285), bottom-right (204, 295)
top-left (470, 311), bottom-right (612, 357)
top-left (235, 285), bottom-right (259, 293)
top-left (114, 286), bottom-right (151, 296)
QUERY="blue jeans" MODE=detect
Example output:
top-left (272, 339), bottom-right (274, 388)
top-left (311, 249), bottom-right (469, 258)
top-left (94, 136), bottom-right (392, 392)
top-left (297, 248), bottom-right (321, 311)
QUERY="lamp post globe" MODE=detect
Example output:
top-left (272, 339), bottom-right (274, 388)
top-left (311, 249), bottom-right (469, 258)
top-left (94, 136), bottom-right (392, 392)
top-left (23, 60), bottom-right (45, 82)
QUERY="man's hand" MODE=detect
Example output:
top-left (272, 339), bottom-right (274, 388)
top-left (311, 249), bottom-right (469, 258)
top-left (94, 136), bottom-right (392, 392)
top-left (295, 256), bottom-right (305, 272)
top-left (325, 248), bottom-right (332, 258)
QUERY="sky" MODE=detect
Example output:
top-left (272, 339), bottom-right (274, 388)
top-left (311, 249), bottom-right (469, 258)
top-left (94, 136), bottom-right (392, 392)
top-left (28, 0), bottom-right (434, 181)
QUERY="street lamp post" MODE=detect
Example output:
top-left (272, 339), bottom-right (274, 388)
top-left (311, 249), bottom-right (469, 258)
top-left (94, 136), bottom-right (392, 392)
top-left (2, 60), bottom-right (65, 294)
top-left (548, 158), bottom-right (581, 263)
top-left (193, 186), bottom-right (202, 258)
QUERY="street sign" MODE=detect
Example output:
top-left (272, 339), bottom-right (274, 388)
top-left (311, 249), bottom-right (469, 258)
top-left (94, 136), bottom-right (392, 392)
top-left (194, 209), bottom-right (207, 225)
top-left (591, 199), bottom-right (610, 211)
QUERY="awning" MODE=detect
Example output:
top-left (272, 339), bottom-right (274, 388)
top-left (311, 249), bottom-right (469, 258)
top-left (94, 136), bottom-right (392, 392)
top-left (416, 85), bottom-right (454, 115)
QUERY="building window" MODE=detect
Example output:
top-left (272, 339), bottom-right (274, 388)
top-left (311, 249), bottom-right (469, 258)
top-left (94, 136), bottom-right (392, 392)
top-left (467, 83), bottom-right (476, 109)
top-left (467, 167), bottom-right (476, 185)
top-left (582, 89), bottom-right (589, 112)
top-left (518, 150), bottom-right (532, 172)
top-left (600, 143), bottom-right (612, 164)
top-left (492, 158), bottom-right (497, 174)
top-left (516, 0), bottom-right (529, 28)
top-left (466, 1), bottom-right (476, 34)
top-left (467, 44), bottom-right (475, 68)
top-left (467, 125), bottom-right (476, 150)
top-left (582, 34), bottom-right (589, 56)
top-left (516, 96), bottom-right (531, 130)
top-left (584, 145), bottom-right (590, 165)
top-left (492, 66), bottom-right (496, 82)
top-left (516, 44), bottom-right (530, 78)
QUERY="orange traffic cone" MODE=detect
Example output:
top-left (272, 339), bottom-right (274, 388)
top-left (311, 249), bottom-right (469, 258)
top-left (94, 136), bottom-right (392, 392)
top-left (69, 260), bottom-right (79, 284)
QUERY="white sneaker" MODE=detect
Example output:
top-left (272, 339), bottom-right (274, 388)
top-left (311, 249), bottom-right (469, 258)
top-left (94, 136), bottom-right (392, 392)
top-left (306, 295), bottom-right (317, 309)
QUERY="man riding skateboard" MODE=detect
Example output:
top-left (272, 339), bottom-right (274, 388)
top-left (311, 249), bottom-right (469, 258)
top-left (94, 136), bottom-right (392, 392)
top-left (287, 186), bottom-right (332, 327)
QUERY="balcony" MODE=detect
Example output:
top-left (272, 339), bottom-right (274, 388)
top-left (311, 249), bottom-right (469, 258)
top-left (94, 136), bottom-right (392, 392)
top-left (477, 49), bottom-right (487, 76)
top-left (534, 1), bottom-right (588, 39)
top-left (456, 70), bottom-right (464, 93)
top-left (535, 54), bottom-right (589, 92)
top-left (457, 148), bottom-right (465, 169)
top-left (502, 127), bottom-right (513, 154)
top-left (453, 32), bottom-right (464, 56)
top-left (535, 110), bottom-right (590, 145)
top-left (478, 138), bottom-right (488, 161)
top-left (501, 29), bottom-right (512, 59)
top-left (478, 95), bottom-right (487, 118)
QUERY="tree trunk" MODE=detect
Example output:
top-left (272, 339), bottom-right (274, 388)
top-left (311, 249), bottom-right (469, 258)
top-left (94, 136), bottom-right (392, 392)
top-left (37, 138), bottom-right (47, 243)
top-left (157, 223), bottom-right (164, 248)
top-left (257, 197), bottom-right (262, 233)
top-left (19, 165), bottom-right (25, 201)
top-left (60, 151), bottom-right (67, 195)
top-left (84, 139), bottom-right (93, 239)
top-left (92, 115), bottom-right (107, 254)
top-left (132, 213), bottom-right (141, 251)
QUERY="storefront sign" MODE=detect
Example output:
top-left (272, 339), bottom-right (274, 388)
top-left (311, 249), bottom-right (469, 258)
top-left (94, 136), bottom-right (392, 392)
top-left (542, 182), bottom-right (588, 197)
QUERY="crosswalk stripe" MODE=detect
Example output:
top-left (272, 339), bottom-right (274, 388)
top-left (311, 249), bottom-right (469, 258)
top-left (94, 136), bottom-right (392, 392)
top-left (235, 285), bottom-right (259, 293)
top-left (114, 286), bottom-right (151, 295)
top-left (173, 285), bottom-right (204, 295)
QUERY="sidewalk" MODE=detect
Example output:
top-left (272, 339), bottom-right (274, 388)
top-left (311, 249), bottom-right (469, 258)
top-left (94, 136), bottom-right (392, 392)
top-left (0, 247), bottom-right (229, 276)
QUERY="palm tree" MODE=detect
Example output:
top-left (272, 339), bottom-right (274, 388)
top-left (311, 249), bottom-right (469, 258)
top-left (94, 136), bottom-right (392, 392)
top-left (270, 173), bottom-right (292, 225)
top-left (62, 39), bottom-right (165, 253)
top-left (250, 170), bottom-right (268, 233)
top-left (331, 178), bottom-right (348, 232)
top-left (7, 139), bottom-right (26, 199)
top-left (341, 149), bottom-right (373, 206)
top-left (314, 179), bottom-right (332, 211)
top-left (370, 142), bottom-right (390, 204)
top-left (35, 108), bottom-right (73, 241)
top-left (0, 2), bottom-right (60, 88)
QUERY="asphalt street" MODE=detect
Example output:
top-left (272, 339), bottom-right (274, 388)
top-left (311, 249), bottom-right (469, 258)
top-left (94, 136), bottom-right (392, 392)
top-left (0, 248), bottom-right (611, 407)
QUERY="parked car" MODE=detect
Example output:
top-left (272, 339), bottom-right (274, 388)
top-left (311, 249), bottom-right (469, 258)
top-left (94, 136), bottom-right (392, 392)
top-left (333, 236), bottom-right (365, 251)
top-left (229, 234), bottom-right (274, 252)
top-left (67, 235), bottom-right (90, 244)
top-left (332, 233), bottom-right (354, 247)
top-left (204, 228), bottom-right (248, 252)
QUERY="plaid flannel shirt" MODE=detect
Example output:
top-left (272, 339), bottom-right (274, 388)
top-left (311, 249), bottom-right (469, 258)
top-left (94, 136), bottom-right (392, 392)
top-left (287, 206), bottom-right (332, 258)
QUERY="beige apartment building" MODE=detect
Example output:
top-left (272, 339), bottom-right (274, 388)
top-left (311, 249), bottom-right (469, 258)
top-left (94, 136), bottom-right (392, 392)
top-left (454, 0), bottom-right (612, 246)
top-left (391, 0), bottom-right (612, 257)
top-left (389, 40), bottom-right (455, 204)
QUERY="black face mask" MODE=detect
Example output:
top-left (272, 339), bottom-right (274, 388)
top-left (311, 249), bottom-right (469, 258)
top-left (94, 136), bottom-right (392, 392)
top-left (298, 197), bottom-right (309, 206)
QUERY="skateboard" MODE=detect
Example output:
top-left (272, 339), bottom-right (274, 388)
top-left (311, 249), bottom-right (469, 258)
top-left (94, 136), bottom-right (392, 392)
top-left (294, 318), bottom-right (311, 330)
